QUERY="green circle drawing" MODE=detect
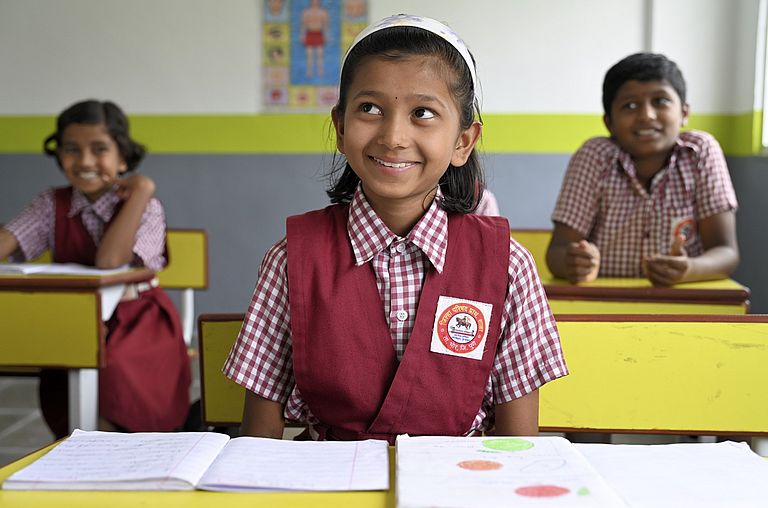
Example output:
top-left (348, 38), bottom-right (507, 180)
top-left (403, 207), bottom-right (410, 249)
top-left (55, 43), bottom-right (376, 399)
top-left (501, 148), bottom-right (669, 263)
top-left (482, 438), bottom-right (534, 451)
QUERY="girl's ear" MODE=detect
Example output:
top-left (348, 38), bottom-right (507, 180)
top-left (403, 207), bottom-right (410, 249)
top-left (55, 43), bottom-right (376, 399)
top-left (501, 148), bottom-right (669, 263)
top-left (681, 102), bottom-right (690, 127)
top-left (603, 114), bottom-right (615, 136)
top-left (451, 121), bottom-right (482, 167)
top-left (331, 107), bottom-right (345, 154)
top-left (118, 157), bottom-right (128, 174)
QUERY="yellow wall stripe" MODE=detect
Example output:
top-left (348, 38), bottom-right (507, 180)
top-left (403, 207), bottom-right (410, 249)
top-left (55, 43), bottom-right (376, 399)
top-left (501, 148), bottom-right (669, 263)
top-left (0, 112), bottom-right (761, 156)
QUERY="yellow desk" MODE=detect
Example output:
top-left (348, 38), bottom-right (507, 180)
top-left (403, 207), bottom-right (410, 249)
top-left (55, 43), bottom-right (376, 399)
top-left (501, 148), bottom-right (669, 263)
top-left (0, 443), bottom-right (396, 507)
top-left (541, 276), bottom-right (750, 314)
top-left (0, 269), bottom-right (155, 432)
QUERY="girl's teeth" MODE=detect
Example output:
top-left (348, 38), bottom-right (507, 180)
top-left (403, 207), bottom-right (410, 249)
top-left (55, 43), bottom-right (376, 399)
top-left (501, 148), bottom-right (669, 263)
top-left (78, 172), bottom-right (98, 180)
top-left (374, 157), bottom-right (409, 168)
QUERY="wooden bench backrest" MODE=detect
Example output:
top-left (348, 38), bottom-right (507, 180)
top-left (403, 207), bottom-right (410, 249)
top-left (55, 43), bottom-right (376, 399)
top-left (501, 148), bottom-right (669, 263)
top-left (509, 228), bottom-right (552, 280)
top-left (199, 313), bottom-right (768, 435)
top-left (198, 314), bottom-right (246, 425)
top-left (157, 229), bottom-right (208, 290)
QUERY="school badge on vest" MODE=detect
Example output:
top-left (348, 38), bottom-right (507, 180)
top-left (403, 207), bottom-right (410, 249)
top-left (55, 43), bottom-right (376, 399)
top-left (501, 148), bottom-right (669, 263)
top-left (671, 216), bottom-right (695, 247)
top-left (430, 296), bottom-right (493, 360)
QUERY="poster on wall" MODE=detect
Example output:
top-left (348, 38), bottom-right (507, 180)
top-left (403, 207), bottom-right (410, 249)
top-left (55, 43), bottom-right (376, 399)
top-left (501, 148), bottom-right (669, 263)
top-left (262, 0), bottom-right (368, 111)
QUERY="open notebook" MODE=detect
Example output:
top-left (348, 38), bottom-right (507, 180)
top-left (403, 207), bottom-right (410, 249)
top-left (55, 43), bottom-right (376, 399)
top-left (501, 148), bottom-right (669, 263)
top-left (2, 430), bottom-right (389, 492)
top-left (0, 263), bottom-right (130, 276)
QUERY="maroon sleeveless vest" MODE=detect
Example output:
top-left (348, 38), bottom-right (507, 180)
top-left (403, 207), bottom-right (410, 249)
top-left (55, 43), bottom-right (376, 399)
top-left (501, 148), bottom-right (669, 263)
top-left (53, 187), bottom-right (106, 264)
top-left (286, 204), bottom-right (509, 442)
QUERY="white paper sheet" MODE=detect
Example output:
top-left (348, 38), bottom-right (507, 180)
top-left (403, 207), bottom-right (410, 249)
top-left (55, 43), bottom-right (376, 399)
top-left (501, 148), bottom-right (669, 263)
top-left (396, 435), bottom-right (628, 508)
top-left (575, 441), bottom-right (768, 508)
top-left (197, 436), bottom-right (390, 492)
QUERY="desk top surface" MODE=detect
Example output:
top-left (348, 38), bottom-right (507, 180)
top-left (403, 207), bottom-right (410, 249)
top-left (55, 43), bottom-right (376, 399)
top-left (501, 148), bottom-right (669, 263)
top-left (541, 276), bottom-right (749, 303)
top-left (0, 268), bottom-right (155, 290)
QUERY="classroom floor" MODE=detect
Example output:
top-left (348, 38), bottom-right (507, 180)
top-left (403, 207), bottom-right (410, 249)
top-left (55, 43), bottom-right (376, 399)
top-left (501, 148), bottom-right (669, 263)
top-left (0, 359), bottom-right (202, 468)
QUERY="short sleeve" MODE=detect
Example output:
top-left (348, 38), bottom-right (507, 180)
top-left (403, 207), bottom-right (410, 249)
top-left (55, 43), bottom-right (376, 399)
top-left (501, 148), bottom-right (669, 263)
top-left (491, 238), bottom-right (568, 403)
top-left (3, 190), bottom-right (54, 261)
top-left (692, 133), bottom-right (738, 219)
top-left (132, 198), bottom-right (167, 270)
top-left (551, 138), bottom-right (611, 236)
top-left (222, 237), bottom-right (295, 403)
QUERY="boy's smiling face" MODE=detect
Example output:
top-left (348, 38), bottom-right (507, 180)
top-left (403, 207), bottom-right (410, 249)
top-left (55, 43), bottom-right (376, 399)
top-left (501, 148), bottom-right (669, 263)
top-left (604, 79), bottom-right (689, 168)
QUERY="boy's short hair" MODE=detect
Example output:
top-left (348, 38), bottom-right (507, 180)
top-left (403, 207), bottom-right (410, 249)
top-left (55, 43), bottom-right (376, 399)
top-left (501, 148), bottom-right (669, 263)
top-left (602, 53), bottom-right (687, 117)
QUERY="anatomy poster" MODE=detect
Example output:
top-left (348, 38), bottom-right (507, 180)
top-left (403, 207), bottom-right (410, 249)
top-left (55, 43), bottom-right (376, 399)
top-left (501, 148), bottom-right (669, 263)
top-left (262, 0), bottom-right (368, 110)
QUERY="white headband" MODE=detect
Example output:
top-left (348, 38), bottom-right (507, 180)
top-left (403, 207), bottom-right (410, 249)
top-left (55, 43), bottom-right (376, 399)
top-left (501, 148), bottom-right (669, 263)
top-left (342, 14), bottom-right (478, 95)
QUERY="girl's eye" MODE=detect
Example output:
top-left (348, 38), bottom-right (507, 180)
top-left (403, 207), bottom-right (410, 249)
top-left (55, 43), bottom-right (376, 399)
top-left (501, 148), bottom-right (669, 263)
top-left (360, 103), bottom-right (381, 115)
top-left (414, 108), bottom-right (435, 119)
top-left (60, 146), bottom-right (79, 155)
top-left (623, 102), bottom-right (638, 111)
top-left (654, 97), bottom-right (672, 106)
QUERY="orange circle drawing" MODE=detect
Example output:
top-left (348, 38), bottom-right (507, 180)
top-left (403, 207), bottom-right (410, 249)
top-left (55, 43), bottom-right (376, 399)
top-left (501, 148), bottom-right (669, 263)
top-left (456, 460), bottom-right (503, 471)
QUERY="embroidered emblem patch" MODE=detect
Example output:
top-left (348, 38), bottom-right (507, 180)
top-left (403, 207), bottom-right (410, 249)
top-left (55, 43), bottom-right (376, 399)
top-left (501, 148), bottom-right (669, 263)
top-left (671, 216), bottom-right (696, 247)
top-left (430, 296), bottom-right (493, 361)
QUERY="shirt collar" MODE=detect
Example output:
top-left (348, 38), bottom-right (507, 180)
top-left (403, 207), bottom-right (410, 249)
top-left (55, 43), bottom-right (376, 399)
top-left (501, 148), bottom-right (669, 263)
top-left (68, 186), bottom-right (121, 222)
top-left (347, 186), bottom-right (448, 273)
top-left (616, 135), bottom-right (690, 178)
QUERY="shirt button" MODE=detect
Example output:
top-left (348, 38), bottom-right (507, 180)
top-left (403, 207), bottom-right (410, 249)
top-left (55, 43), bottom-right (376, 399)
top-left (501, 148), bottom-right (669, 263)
top-left (396, 310), bottom-right (408, 321)
top-left (395, 243), bottom-right (406, 253)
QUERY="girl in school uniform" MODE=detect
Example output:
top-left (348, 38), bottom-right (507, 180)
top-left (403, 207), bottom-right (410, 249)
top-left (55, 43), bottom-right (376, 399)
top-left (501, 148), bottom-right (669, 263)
top-left (224, 14), bottom-right (568, 443)
top-left (0, 100), bottom-right (191, 438)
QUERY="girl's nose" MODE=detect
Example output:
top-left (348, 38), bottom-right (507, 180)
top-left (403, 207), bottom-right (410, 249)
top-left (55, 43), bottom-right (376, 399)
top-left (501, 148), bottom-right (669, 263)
top-left (378, 115), bottom-right (409, 149)
top-left (78, 149), bottom-right (96, 166)
top-left (637, 101), bottom-right (656, 120)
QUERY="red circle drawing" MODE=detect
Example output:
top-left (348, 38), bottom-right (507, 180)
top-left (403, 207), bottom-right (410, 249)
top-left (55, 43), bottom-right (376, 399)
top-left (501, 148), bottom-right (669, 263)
top-left (515, 485), bottom-right (570, 497)
top-left (436, 303), bottom-right (486, 354)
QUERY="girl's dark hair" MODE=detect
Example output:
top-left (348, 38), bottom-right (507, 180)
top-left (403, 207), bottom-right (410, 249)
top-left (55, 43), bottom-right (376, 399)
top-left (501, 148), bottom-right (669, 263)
top-left (43, 100), bottom-right (146, 172)
top-left (602, 53), bottom-right (687, 118)
top-left (327, 26), bottom-right (484, 214)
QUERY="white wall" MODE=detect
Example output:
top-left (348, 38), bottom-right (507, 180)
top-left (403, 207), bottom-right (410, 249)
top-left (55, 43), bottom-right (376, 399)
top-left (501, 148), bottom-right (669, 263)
top-left (0, 0), bottom-right (762, 115)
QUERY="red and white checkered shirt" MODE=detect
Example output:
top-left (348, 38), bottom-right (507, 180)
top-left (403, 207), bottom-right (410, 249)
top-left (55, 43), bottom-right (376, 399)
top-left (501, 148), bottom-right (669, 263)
top-left (224, 188), bottom-right (568, 433)
top-left (4, 187), bottom-right (168, 270)
top-left (551, 130), bottom-right (738, 276)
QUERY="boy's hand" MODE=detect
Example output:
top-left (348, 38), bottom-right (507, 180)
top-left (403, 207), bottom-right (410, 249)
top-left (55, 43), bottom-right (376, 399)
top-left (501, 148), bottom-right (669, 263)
top-left (564, 240), bottom-right (600, 283)
top-left (113, 174), bottom-right (156, 201)
top-left (643, 234), bottom-right (690, 286)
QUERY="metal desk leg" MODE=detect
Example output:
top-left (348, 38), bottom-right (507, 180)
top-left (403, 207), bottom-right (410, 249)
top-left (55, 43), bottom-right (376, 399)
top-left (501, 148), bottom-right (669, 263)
top-left (68, 369), bottom-right (98, 431)
top-left (181, 288), bottom-right (195, 347)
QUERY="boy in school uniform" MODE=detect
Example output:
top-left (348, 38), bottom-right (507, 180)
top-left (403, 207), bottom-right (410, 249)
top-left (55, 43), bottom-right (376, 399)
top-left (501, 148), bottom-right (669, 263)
top-left (546, 53), bottom-right (739, 285)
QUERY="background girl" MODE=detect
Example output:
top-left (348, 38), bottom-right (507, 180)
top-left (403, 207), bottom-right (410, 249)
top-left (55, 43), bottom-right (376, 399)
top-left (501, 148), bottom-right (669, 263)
top-left (0, 100), bottom-right (190, 438)
top-left (224, 14), bottom-right (567, 442)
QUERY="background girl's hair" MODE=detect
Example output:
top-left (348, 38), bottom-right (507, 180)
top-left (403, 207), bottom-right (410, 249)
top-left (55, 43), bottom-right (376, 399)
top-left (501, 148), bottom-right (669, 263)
top-left (326, 26), bottom-right (485, 214)
top-left (43, 99), bottom-right (146, 172)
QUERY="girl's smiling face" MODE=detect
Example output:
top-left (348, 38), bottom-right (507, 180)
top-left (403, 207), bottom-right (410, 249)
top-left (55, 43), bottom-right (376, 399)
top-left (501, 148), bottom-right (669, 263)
top-left (58, 123), bottom-right (127, 201)
top-left (333, 55), bottom-right (480, 225)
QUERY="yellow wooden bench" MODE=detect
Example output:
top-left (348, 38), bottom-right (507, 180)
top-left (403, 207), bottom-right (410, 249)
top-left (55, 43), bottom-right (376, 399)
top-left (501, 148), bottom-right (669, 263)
top-left (199, 312), bottom-right (768, 448)
top-left (541, 314), bottom-right (768, 442)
